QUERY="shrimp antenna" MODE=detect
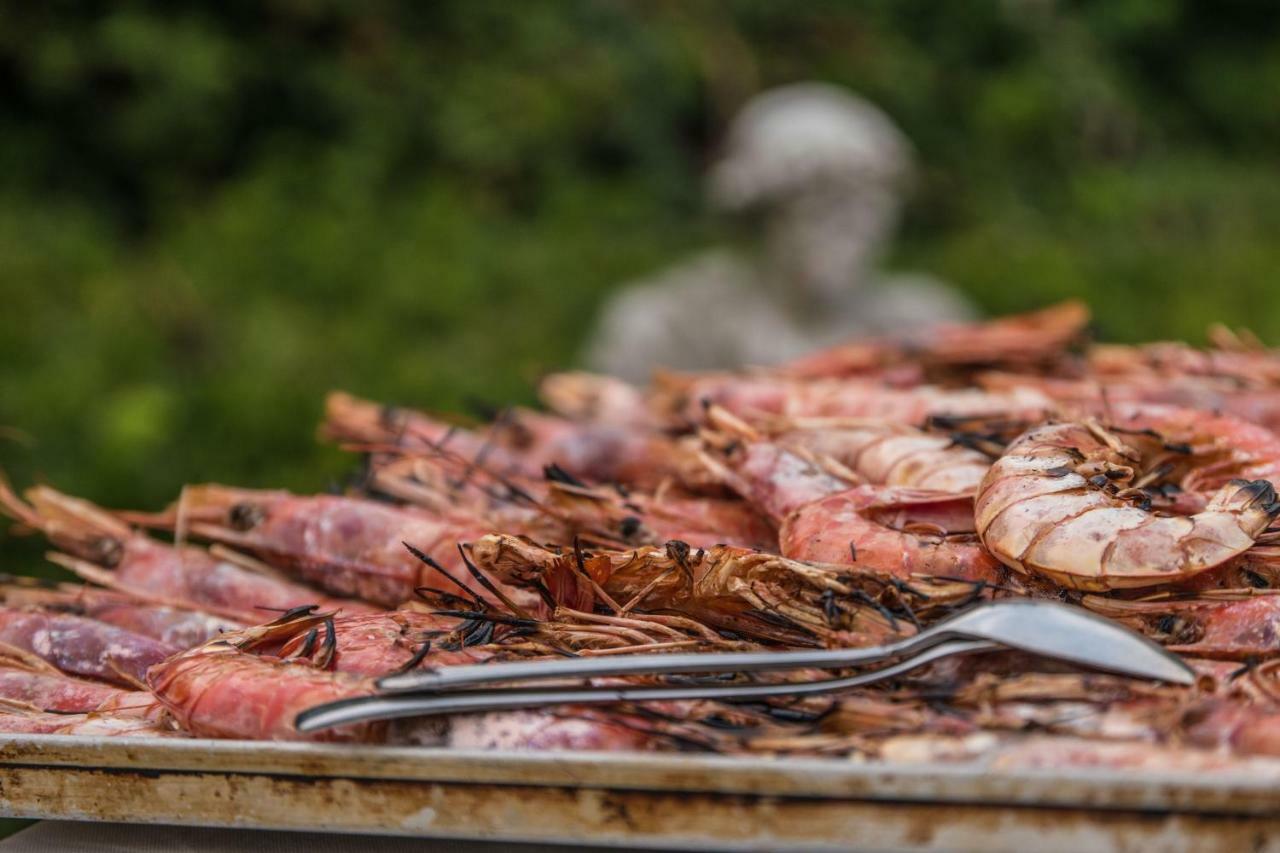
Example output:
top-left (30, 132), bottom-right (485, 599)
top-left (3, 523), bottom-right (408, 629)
top-left (389, 639), bottom-right (433, 675)
top-left (456, 542), bottom-right (530, 619)
top-left (402, 541), bottom-right (486, 610)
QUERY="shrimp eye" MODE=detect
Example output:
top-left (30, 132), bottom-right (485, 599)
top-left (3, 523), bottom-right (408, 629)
top-left (1244, 569), bottom-right (1272, 589)
top-left (89, 536), bottom-right (123, 568)
top-left (1236, 479), bottom-right (1279, 510)
top-left (1153, 614), bottom-right (1200, 644)
top-left (664, 539), bottom-right (692, 567)
top-left (229, 502), bottom-right (266, 530)
top-left (377, 405), bottom-right (403, 430)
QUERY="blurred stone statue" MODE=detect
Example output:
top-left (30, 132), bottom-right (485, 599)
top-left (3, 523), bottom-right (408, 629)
top-left (585, 82), bottom-right (975, 382)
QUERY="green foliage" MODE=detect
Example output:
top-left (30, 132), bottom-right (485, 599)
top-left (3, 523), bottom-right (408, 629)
top-left (3, 1), bottom-right (1280, 572)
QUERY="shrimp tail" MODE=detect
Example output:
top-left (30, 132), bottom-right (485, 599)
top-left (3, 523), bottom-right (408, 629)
top-left (25, 485), bottom-right (132, 539)
top-left (1219, 478), bottom-right (1280, 517)
top-left (0, 473), bottom-right (44, 532)
top-left (0, 482), bottom-right (131, 564)
top-left (321, 391), bottom-right (397, 446)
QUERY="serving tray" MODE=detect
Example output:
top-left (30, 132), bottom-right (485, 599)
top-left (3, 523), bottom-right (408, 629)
top-left (1, 735), bottom-right (1278, 851)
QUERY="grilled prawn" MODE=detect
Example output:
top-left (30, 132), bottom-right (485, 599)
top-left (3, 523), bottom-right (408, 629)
top-left (0, 606), bottom-right (178, 686)
top-left (659, 373), bottom-right (1053, 426)
top-left (0, 704), bottom-right (176, 737)
top-left (782, 300), bottom-right (1090, 380)
top-left (1, 582), bottom-right (242, 647)
top-left (703, 405), bottom-right (1001, 493)
top-left (0, 482), bottom-right (368, 621)
top-left (146, 611), bottom-right (377, 743)
top-left (325, 391), bottom-right (696, 490)
top-left (147, 608), bottom-right (707, 750)
top-left (470, 534), bottom-right (985, 648)
top-left (1082, 594), bottom-right (1280, 660)
top-left (0, 651), bottom-right (139, 712)
top-left (366, 448), bottom-right (774, 550)
top-left (134, 484), bottom-right (534, 609)
top-left (975, 409), bottom-right (1280, 590)
top-left (701, 423), bottom-right (1005, 583)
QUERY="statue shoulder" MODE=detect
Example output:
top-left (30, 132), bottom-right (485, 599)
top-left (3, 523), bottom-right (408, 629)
top-left (611, 251), bottom-right (752, 305)
top-left (863, 272), bottom-right (977, 328)
top-left (582, 251), bottom-right (765, 380)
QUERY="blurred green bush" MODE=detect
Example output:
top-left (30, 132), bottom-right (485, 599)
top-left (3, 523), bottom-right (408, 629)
top-left (3, 1), bottom-right (1280, 572)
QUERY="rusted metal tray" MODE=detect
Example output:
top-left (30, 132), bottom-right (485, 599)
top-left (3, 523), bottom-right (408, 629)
top-left (1, 735), bottom-right (1278, 851)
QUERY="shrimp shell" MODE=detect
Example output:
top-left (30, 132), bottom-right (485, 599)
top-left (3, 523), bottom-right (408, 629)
top-left (0, 607), bottom-right (179, 686)
top-left (324, 391), bottom-right (689, 490)
top-left (146, 613), bottom-right (379, 742)
top-left (0, 483), bottom-right (369, 621)
top-left (146, 485), bottom-right (528, 609)
top-left (470, 534), bottom-right (981, 648)
top-left (975, 418), bottom-right (1280, 590)
top-left (0, 704), bottom-right (177, 737)
top-left (1, 583), bottom-right (243, 648)
top-left (775, 421), bottom-right (993, 492)
top-left (0, 654), bottom-right (134, 712)
top-left (661, 374), bottom-right (1054, 426)
top-left (782, 486), bottom-right (1007, 584)
top-left (782, 301), bottom-right (1090, 380)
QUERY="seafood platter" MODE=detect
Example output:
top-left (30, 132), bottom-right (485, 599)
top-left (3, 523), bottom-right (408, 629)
top-left (4, 301), bottom-right (1280, 849)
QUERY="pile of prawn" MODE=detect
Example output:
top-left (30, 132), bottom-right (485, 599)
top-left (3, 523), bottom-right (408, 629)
top-left (5, 300), bottom-right (1280, 772)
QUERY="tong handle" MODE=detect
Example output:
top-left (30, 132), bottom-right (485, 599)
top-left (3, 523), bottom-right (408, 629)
top-left (297, 639), bottom-right (997, 732)
top-left (376, 631), bottom-right (945, 693)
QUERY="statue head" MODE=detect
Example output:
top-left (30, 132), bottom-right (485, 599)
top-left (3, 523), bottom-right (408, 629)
top-left (709, 83), bottom-right (914, 307)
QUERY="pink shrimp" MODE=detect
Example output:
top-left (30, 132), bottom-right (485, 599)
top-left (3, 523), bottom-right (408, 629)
top-left (659, 373), bottom-right (1053, 427)
top-left (1084, 594), bottom-right (1280, 661)
top-left (776, 421), bottom-right (994, 492)
top-left (537, 371), bottom-right (663, 428)
top-left (148, 610), bottom-right (684, 749)
top-left (0, 606), bottom-right (179, 686)
top-left (0, 652), bottom-right (135, 712)
top-left (1088, 333), bottom-right (1280, 389)
top-left (470, 534), bottom-right (983, 649)
top-left (1163, 596), bottom-right (1280, 660)
top-left (542, 479), bottom-right (777, 551)
top-left (276, 610), bottom-right (491, 677)
top-left (705, 405), bottom-right (1000, 493)
top-left (360, 451), bottom-right (552, 524)
top-left (0, 482), bottom-right (370, 621)
top-left (367, 446), bottom-right (771, 551)
top-left (1182, 699), bottom-right (1280, 758)
top-left (979, 370), bottom-right (1280, 434)
top-left (701, 426), bottom-right (1004, 583)
top-left (1, 583), bottom-right (242, 648)
top-left (150, 644), bottom-right (375, 742)
top-left (701, 432), bottom-right (856, 523)
top-left (781, 487), bottom-right (1006, 583)
top-left (0, 704), bottom-right (176, 737)
top-left (134, 484), bottom-right (534, 609)
top-left (782, 300), bottom-right (1090, 380)
top-left (1105, 403), bottom-right (1280, 496)
top-left (324, 391), bottom-right (690, 490)
top-left (975, 411), bottom-right (1280, 590)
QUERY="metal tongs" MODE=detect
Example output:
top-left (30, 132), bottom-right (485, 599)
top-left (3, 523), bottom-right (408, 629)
top-left (295, 600), bottom-right (1195, 733)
